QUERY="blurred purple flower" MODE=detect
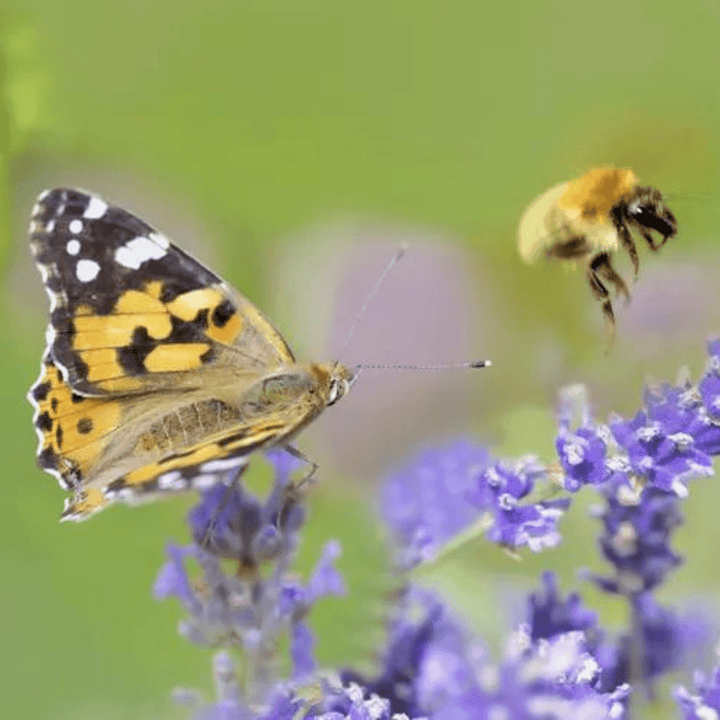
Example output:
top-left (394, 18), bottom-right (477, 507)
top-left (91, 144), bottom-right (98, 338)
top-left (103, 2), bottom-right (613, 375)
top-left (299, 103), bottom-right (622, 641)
top-left (596, 594), bottom-right (711, 696)
top-left (586, 485), bottom-right (683, 595)
top-left (380, 440), bottom-right (491, 569)
top-left (154, 542), bottom-right (202, 615)
top-left (188, 451), bottom-right (306, 567)
top-left (523, 572), bottom-right (708, 697)
top-left (382, 442), bottom-right (568, 565)
top-left (342, 585), bottom-right (626, 720)
top-left (698, 338), bottom-right (720, 425)
top-left (527, 572), bottom-right (599, 643)
top-left (675, 666), bottom-right (720, 719)
top-left (155, 453), bottom-right (345, 699)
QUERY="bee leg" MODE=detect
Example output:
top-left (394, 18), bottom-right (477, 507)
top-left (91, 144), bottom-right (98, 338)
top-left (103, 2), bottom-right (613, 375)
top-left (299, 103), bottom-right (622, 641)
top-left (637, 226), bottom-right (663, 251)
top-left (586, 260), bottom-right (616, 348)
top-left (612, 209), bottom-right (640, 279)
top-left (592, 253), bottom-right (630, 306)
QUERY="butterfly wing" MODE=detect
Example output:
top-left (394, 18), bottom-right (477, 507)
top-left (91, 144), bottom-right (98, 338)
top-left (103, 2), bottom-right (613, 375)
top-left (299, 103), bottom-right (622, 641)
top-left (30, 353), bottom-right (321, 520)
top-left (28, 189), bottom-right (315, 519)
top-left (29, 188), bottom-right (295, 396)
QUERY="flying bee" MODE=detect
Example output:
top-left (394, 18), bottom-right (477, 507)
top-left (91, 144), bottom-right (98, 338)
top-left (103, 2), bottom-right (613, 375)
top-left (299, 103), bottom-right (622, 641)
top-left (518, 166), bottom-right (677, 341)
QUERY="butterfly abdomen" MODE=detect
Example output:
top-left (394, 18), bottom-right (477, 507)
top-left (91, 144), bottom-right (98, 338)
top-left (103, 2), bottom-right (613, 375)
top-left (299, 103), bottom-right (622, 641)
top-left (134, 399), bottom-right (243, 454)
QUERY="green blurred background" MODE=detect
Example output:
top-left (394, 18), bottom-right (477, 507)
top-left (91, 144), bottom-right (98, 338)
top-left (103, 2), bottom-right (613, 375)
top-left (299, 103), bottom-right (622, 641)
top-left (3, 1), bottom-right (720, 718)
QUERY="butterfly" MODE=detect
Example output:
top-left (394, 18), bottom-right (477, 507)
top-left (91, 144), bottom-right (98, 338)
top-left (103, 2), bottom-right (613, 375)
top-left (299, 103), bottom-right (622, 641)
top-left (28, 189), bottom-right (354, 520)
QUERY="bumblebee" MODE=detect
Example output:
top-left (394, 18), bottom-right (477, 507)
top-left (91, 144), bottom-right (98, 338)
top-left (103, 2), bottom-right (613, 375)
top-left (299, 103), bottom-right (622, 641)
top-left (518, 167), bottom-right (677, 339)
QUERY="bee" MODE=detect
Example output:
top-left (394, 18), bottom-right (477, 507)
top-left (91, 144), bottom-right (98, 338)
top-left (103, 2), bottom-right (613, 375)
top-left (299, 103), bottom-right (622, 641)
top-left (518, 167), bottom-right (677, 340)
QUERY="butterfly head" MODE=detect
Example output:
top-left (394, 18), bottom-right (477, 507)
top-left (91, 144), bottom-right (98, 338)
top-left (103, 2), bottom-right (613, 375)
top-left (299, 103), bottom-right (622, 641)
top-left (321, 362), bottom-right (355, 407)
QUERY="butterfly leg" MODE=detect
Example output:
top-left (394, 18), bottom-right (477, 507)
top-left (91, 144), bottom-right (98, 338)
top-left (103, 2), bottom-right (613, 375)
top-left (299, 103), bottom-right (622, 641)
top-left (283, 444), bottom-right (319, 492)
top-left (200, 462), bottom-right (249, 552)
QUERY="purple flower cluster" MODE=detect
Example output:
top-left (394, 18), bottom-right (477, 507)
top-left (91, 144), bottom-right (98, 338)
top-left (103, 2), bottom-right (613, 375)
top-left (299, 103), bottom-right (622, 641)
top-left (154, 451), bottom-right (345, 705)
top-left (381, 441), bottom-right (569, 570)
top-left (342, 584), bottom-right (628, 720)
top-left (556, 349), bottom-right (720, 498)
top-left (675, 665), bottom-right (720, 719)
top-left (152, 340), bottom-right (720, 719)
top-left (527, 572), bottom-right (707, 698)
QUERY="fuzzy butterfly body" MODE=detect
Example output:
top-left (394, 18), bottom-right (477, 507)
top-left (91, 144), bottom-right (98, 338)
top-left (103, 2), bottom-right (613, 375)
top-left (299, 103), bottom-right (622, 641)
top-left (28, 189), bottom-right (353, 520)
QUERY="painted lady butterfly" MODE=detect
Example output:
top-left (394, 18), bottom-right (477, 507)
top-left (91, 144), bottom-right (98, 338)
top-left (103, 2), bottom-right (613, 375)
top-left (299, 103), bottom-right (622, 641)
top-left (28, 189), bottom-right (353, 520)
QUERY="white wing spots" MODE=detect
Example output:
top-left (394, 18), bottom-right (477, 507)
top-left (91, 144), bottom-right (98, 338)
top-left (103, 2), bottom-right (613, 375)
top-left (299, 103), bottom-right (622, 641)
top-left (66, 239), bottom-right (81, 256)
top-left (157, 471), bottom-right (185, 490)
top-left (46, 219), bottom-right (56, 233)
top-left (149, 231), bottom-right (170, 249)
top-left (37, 263), bottom-right (64, 312)
top-left (199, 457), bottom-right (248, 473)
top-left (115, 236), bottom-right (167, 269)
top-left (191, 474), bottom-right (220, 490)
top-left (83, 196), bottom-right (108, 219)
top-left (37, 262), bottom-right (51, 283)
top-left (38, 189), bottom-right (50, 201)
top-left (31, 202), bottom-right (43, 218)
top-left (69, 219), bottom-right (83, 234)
top-left (45, 325), bottom-right (56, 351)
top-left (76, 258), bottom-right (100, 282)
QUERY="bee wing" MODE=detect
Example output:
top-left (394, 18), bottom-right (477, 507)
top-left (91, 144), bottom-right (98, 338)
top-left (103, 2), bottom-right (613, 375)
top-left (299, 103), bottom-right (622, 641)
top-left (518, 181), bottom-right (569, 263)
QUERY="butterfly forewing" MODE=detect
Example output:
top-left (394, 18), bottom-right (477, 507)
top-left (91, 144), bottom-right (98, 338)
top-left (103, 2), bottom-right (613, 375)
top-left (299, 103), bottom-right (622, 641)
top-left (29, 188), bottom-right (294, 396)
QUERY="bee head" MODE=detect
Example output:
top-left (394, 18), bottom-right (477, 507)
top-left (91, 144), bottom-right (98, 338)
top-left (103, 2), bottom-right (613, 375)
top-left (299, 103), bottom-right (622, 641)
top-left (624, 186), bottom-right (677, 243)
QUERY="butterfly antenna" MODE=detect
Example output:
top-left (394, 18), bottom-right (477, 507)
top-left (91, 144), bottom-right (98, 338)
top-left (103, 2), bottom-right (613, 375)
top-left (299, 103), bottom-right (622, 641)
top-left (355, 359), bottom-right (491, 372)
top-left (352, 359), bottom-right (491, 383)
top-left (340, 245), bottom-right (407, 358)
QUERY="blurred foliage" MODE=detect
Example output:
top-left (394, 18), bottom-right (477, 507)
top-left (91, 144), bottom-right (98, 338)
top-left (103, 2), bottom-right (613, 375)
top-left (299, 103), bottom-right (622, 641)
top-left (3, 1), bottom-right (720, 719)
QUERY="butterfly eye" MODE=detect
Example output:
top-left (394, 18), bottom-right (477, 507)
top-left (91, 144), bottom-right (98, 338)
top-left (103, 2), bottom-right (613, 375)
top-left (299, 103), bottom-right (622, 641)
top-left (327, 378), bottom-right (348, 406)
top-left (327, 379), bottom-right (339, 406)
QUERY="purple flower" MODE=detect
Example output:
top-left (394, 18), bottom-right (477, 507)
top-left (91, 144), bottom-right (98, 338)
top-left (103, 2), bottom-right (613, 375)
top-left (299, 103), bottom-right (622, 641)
top-left (188, 452), bottom-right (306, 567)
top-left (597, 594), bottom-right (711, 696)
top-left (154, 453), bottom-right (345, 702)
top-left (341, 585), bottom-right (626, 720)
top-left (699, 338), bottom-right (720, 424)
top-left (587, 485), bottom-right (683, 595)
top-left (527, 572), bottom-right (599, 643)
top-left (609, 396), bottom-right (714, 495)
top-left (467, 458), bottom-right (570, 551)
top-left (556, 425), bottom-right (608, 490)
top-left (644, 380), bottom-right (720, 458)
top-left (675, 666), bottom-right (720, 719)
top-left (153, 542), bottom-right (202, 615)
top-left (556, 385), bottom-right (609, 491)
top-left (380, 440), bottom-right (491, 568)
top-left (524, 574), bottom-right (709, 697)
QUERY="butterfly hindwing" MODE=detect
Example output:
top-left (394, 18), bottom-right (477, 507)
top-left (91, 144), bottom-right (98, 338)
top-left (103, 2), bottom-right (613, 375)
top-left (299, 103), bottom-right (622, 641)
top-left (29, 353), bottom-right (313, 520)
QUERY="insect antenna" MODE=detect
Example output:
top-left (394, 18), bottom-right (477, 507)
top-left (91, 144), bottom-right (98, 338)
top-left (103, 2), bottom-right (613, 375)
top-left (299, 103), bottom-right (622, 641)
top-left (354, 360), bottom-right (491, 371)
top-left (337, 246), bottom-right (491, 380)
top-left (339, 244), bottom-right (407, 358)
top-left (351, 359), bottom-right (491, 383)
